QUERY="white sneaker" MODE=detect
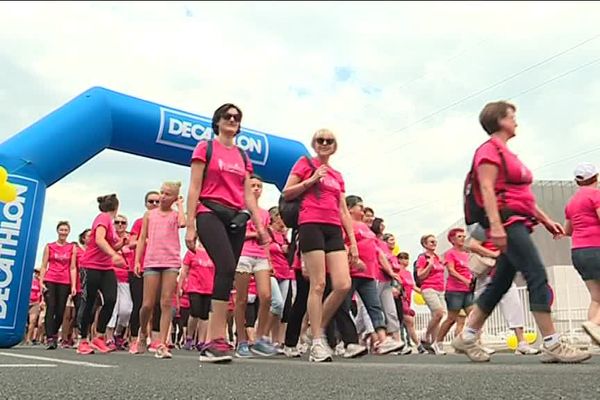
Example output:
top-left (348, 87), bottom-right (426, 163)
top-left (481, 345), bottom-right (496, 355)
top-left (515, 343), bottom-right (540, 355)
top-left (334, 342), bottom-right (346, 357)
top-left (432, 342), bottom-right (447, 355)
top-left (309, 342), bottom-right (333, 362)
top-left (343, 343), bottom-right (368, 359)
top-left (582, 321), bottom-right (600, 346)
top-left (283, 346), bottom-right (301, 358)
top-left (377, 337), bottom-right (404, 355)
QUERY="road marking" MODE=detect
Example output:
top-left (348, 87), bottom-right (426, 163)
top-left (0, 364), bottom-right (57, 368)
top-left (0, 352), bottom-right (117, 368)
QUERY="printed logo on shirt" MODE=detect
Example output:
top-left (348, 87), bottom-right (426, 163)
top-left (217, 158), bottom-right (246, 176)
top-left (321, 176), bottom-right (341, 191)
top-left (156, 107), bottom-right (269, 166)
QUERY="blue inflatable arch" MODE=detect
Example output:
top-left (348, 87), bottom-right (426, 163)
top-left (0, 87), bottom-right (309, 347)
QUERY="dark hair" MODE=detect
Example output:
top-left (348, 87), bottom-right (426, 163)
top-left (576, 175), bottom-right (598, 187)
top-left (345, 195), bottom-right (363, 209)
top-left (249, 174), bottom-right (263, 182)
top-left (97, 193), bottom-right (119, 212)
top-left (364, 207), bottom-right (374, 215)
top-left (56, 221), bottom-right (70, 231)
top-left (397, 252), bottom-right (409, 260)
top-left (382, 233), bottom-right (394, 242)
top-left (78, 229), bottom-right (91, 246)
top-left (144, 191), bottom-right (159, 204)
top-left (212, 103), bottom-right (242, 135)
top-left (420, 234), bottom-right (436, 247)
top-left (479, 101), bottom-right (516, 135)
top-left (370, 218), bottom-right (385, 236)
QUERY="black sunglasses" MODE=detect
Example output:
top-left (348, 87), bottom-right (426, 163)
top-left (114, 220), bottom-right (127, 225)
top-left (222, 112), bottom-right (242, 122)
top-left (147, 200), bottom-right (160, 205)
top-left (316, 137), bottom-right (335, 146)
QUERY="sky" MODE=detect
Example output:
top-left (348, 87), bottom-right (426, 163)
top-left (1, 1), bottom-right (600, 264)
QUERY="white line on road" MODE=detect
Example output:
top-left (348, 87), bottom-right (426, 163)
top-left (0, 364), bottom-right (57, 368)
top-left (0, 352), bottom-right (117, 368)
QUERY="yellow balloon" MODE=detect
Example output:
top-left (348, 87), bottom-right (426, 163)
top-left (0, 183), bottom-right (17, 203)
top-left (506, 334), bottom-right (518, 350)
top-left (524, 331), bottom-right (538, 345)
top-left (0, 167), bottom-right (7, 184)
top-left (413, 292), bottom-right (426, 306)
top-left (393, 244), bottom-right (400, 256)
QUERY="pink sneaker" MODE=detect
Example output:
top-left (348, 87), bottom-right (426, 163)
top-left (129, 339), bottom-right (147, 355)
top-left (90, 337), bottom-right (112, 354)
top-left (106, 341), bottom-right (117, 352)
top-left (77, 340), bottom-right (95, 355)
top-left (148, 340), bottom-right (161, 353)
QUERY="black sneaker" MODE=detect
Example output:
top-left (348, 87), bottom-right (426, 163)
top-left (46, 337), bottom-right (58, 350)
top-left (420, 340), bottom-right (435, 354)
top-left (199, 339), bottom-right (233, 363)
top-left (417, 343), bottom-right (428, 354)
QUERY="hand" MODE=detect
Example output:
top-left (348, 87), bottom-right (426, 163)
top-left (348, 244), bottom-right (359, 266)
top-left (70, 287), bottom-right (77, 297)
top-left (112, 253), bottom-right (125, 267)
top-left (310, 165), bottom-right (328, 183)
top-left (391, 273), bottom-right (400, 282)
top-left (491, 250), bottom-right (501, 258)
top-left (489, 223), bottom-right (507, 253)
top-left (543, 219), bottom-right (566, 239)
top-left (392, 287), bottom-right (400, 297)
top-left (257, 228), bottom-right (271, 246)
top-left (185, 226), bottom-right (197, 252)
top-left (122, 236), bottom-right (130, 246)
top-left (134, 263), bottom-right (142, 278)
top-left (40, 282), bottom-right (47, 293)
top-left (176, 196), bottom-right (184, 208)
top-left (282, 244), bottom-right (289, 254)
top-left (354, 260), bottom-right (366, 271)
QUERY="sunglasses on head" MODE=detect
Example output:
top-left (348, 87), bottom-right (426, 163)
top-left (114, 220), bottom-right (127, 225)
top-left (222, 112), bottom-right (242, 122)
top-left (147, 200), bottom-right (160, 205)
top-left (316, 137), bottom-right (335, 146)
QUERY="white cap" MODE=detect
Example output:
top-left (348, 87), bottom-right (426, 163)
top-left (574, 162), bottom-right (598, 182)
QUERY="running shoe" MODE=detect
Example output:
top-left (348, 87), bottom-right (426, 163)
top-left (309, 342), bottom-right (333, 363)
top-left (582, 321), bottom-right (600, 346)
top-left (235, 342), bottom-right (253, 358)
top-left (417, 343), bottom-right (428, 354)
top-left (106, 340), bottom-right (118, 353)
top-left (376, 337), bottom-right (404, 355)
top-left (148, 340), bottom-right (161, 353)
top-left (77, 340), bottom-right (94, 355)
top-left (420, 339), bottom-right (435, 354)
top-left (114, 336), bottom-right (127, 351)
top-left (251, 338), bottom-right (278, 357)
top-left (183, 338), bottom-right (195, 351)
top-left (46, 337), bottom-right (58, 350)
top-left (91, 337), bottom-right (112, 354)
top-left (199, 339), bottom-right (233, 363)
top-left (283, 346), bottom-right (301, 358)
top-left (155, 344), bottom-right (173, 359)
top-left (481, 345), bottom-right (496, 355)
top-left (195, 342), bottom-right (205, 352)
top-left (515, 343), bottom-right (540, 355)
top-left (343, 343), bottom-right (368, 359)
top-left (451, 335), bottom-right (490, 363)
top-left (540, 341), bottom-right (591, 364)
top-left (60, 339), bottom-right (72, 349)
top-left (432, 342), bottom-right (447, 355)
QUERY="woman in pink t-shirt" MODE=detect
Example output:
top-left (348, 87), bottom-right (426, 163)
top-left (134, 182), bottom-right (186, 359)
top-left (454, 101), bottom-right (589, 364)
top-left (565, 162), bottom-right (600, 345)
top-left (77, 194), bottom-right (126, 356)
top-left (39, 221), bottom-right (77, 350)
top-left (26, 268), bottom-right (43, 345)
top-left (396, 252), bottom-right (421, 351)
top-left (436, 228), bottom-right (474, 345)
top-left (127, 190), bottom-right (160, 355)
top-left (185, 103), bottom-right (269, 363)
top-left (282, 129), bottom-right (358, 363)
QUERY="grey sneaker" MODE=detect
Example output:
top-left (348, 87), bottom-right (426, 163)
top-left (235, 342), bottom-right (253, 358)
top-left (582, 321), bottom-right (600, 346)
top-left (283, 346), bottom-right (301, 358)
top-left (451, 335), bottom-right (491, 363)
top-left (343, 343), bottom-right (368, 359)
top-left (309, 342), bottom-right (333, 362)
top-left (251, 339), bottom-right (278, 357)
top-left (540, 341), bottom-right (591, 364)
top-left (377, 337), bottom-right (404, 355)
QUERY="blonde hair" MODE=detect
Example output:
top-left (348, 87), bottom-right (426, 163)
top-left (420, 234), bottom-right (436, 247)
top-left (162, 181), bottom-right (182, 195)
top-left (311, 128), bottom-right (338, 153)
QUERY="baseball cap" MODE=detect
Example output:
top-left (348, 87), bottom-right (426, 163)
top-left (574, 162), bottom-right (598, 182)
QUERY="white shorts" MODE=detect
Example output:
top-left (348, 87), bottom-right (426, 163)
top-left (422, 289), bottom-right (447, 313)
top-left (475, 277), bottom-right (524, 329)
top-left (236, 256), bottom-right (270, 274)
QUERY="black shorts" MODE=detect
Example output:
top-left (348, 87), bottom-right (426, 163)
top-left (572, 248), bottom-right (600, 281)
top-left (298, 223), bottom-right (345, 254)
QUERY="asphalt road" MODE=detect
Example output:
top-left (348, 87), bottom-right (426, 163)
top-left (1, 346), bottom-right (599, 400)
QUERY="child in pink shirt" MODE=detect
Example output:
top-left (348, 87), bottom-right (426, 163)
top-left (134, 182), bottom-right (186, 359)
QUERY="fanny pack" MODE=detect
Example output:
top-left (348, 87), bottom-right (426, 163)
top-left (201, 199), bottom-right (250, 233)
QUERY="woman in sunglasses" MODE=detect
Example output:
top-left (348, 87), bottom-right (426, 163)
top-left (128, 191), bottom-right (160, 355)
top-left (185, 104), bottom-right (269, 363)
top-left (282, 129), bottom-right (357, 362)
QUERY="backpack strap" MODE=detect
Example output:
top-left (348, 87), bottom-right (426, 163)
top-left (202, 139), bottom-right (251, 184)
top-left (303, 156), bottom-right (321, 198)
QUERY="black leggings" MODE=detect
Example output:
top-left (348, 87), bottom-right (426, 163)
top-left (78, 269), bottom-right (117, 339)
top-left (190, 293), bottom-right (212, 320)
top-left (284, 270), bottom-right (310, 347)
top-left (281, 282), bottom-right (293, 323)
top-left (245, 299), bottom-right (259, 328)
top-left (72, 293), bottom-right (82, 329)
top-left (196, 213), bottom-right (246, 301)
top-left (325, 277), bottom-right (359, 348)
top-left (128, 273), bottom-right (143, 338)
top-left (172, 307), bottom-right (190, 344)
top-left (43, 282), bottom-right (70, 338)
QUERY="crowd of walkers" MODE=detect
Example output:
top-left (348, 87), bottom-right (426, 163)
top-left (24, 101), bottom-right (600, 365)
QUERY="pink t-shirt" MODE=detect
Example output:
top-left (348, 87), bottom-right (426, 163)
top-left (192, 140), bottom-right (253, 214)
top-left (30, 279), bottom-right (41, 304)
top-left (130, 217), bottom-right (145, 273)
top-left (375, 240), bottom-right (395, 282)
top-left (291, 157), bottom-right (345, 226)
top-left (44, 242), bottom-right (75, 285)
top-left (565, 187), bottom-right (600, 249)
top-left (80, 213), bottom-right (118, 270)
top-left (416, 253), bottom-right (445, 292)
top-left (348, 221), bottom-right (378, 280)
top-left (241, 208), bottom-right (270, 258)
top-left (143, 209), bottom-right (181, 269)
top-left (113, 244), bottom-right (132, 284)
top-left (398, 269), bottom-right (414, 306)
top-left (444, 248), bottom-right (472, 292)
top-left (473, 137), bottom-right (536, 224)
top-left (269, 230), bottom-right (293, 280)
top-left (182, 248), bottom-right (215, 295)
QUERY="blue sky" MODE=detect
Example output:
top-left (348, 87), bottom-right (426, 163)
top-left (1, 1), bottom-right (600, 262)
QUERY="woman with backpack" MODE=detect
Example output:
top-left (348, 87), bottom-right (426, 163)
top-left (281, 129), bottom-right (358, 362)
top-left (453, 101), bottom-right (590, 363)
